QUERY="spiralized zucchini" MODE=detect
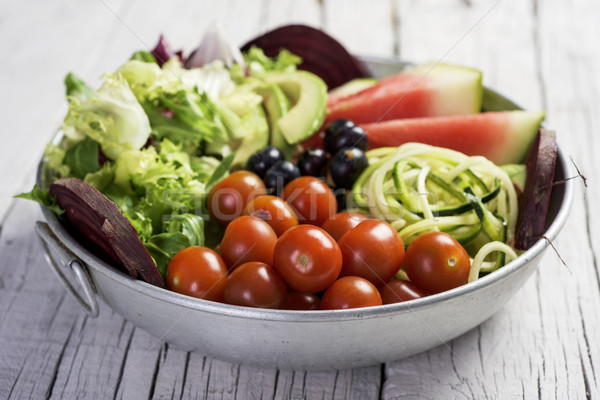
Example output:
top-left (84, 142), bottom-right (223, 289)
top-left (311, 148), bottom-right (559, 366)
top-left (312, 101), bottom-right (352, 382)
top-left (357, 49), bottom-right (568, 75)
top-left (350, 143), bottom-right (521, 281)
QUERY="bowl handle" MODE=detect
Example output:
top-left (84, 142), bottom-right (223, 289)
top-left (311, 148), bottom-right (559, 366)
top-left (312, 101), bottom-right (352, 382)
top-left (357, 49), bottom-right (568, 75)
top-left (35, 221), bottom-right (100, 317)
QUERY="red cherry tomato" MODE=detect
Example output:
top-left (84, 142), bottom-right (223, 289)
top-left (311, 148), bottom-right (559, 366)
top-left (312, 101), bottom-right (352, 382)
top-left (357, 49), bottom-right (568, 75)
top-left (166, 246), bottom-right (228, 301)
top-left (281, 176), bottom-right (337, 226)
top-left (273, 225), bottom-right (342, 293)
top-left (338, 220), bottom-right (405, 287)
top-left (219, 216), bottom-right (277, 270)
top-left (284, 291), bottom-right (321, 310)
top-left (321, 212), bottom-right (369, 241)
top-left (207, 171), bottom-right (267, 226)
top-left (222, 262), bottom-right (288, 309)
top-left (380, 279), bottom-right (428, 304)
top-left (403, 231), bottom-right (471, 294)
top-left (320, 276), bottom-right (383, 310)
top-left (242, 195), bottom-right (299, 237)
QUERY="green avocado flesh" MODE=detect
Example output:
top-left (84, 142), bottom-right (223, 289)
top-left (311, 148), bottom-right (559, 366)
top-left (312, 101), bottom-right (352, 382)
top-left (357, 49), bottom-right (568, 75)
top-left (257, 83), bottom-right (295, 159)
top-left (263, 71), bottom-right (327, 144)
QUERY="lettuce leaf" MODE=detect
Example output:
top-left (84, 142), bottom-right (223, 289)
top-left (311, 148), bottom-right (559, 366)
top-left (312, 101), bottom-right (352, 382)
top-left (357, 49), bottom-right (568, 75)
top-left (15, 184), bottom-right (64, 216)
top-left (243, 47), bottom-right (302, 77)
top-left (62, 74), bottom-right (151, 160)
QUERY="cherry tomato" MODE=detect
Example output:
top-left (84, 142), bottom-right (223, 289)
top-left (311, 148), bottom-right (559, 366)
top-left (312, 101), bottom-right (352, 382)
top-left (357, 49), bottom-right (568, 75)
top-left (338, 220), bottom-right (405, 287)
top-left (380, 279), bottom-right (428, 304)
top-left (403, 231), bottom-right (471, 294)
top-left (219, 216), bottom-right (277, 270)
top-left (273, 225), bottom-right (342, 293)
top-left (321, 212), bottom-right (369, 241)
top-left (242, 195), bottom-right (299, 237)
top-left (166, 246), bottom-right (228, 301)
top-left (222, 262), bottom-right (287, 309)
top-left (284, 291), bottom-right (321, 310)
top-left (207, 171), bottom-right (267, 226)
top-left (281, 176), bottom-right (337, 226)
top-left (320, 276), bottom-right (382, 310)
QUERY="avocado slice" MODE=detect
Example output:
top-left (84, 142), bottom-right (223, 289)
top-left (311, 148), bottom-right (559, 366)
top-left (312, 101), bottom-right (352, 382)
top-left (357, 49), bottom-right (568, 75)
top-left (263, 70), bottom-right (327, 145)
top-left (257, 83), bottom-right (296, 159)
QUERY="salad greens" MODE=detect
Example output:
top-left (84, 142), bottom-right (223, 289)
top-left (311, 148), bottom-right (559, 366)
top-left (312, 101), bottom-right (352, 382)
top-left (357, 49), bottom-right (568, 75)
top-left (22, 44), bottom-right (301, 277)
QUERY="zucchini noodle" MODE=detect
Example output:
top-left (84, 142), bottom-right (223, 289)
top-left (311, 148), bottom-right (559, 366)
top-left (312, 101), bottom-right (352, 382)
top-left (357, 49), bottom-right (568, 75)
top-left (468, 241), bottom-right (518, 283)
top-left (351, 143), bottom-right (524, 281)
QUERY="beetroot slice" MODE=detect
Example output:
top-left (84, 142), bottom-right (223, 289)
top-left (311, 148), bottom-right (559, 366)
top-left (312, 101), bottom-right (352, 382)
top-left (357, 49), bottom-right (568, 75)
top-left (241, 24), bottom-right (368, 89)
top-left (49, 178), bottom-right (165, 288)
top-left (515, 129), bottom-right (558, 250)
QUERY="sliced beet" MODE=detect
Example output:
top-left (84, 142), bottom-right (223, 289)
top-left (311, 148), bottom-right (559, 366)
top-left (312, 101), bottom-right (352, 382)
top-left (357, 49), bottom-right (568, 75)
top-left (241, 24), bottom-right (368, 89)
top-left (515, 129), bottom-right (558, 250)
top-left (49, 178), bottom-right (165, 288)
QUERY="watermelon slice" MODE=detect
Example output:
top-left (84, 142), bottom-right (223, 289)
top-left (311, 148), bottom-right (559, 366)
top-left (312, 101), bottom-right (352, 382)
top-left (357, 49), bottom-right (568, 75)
top-left (326, 63), bottom-right (483, 125)
top-left (360, 110), bottom-right (545, 165)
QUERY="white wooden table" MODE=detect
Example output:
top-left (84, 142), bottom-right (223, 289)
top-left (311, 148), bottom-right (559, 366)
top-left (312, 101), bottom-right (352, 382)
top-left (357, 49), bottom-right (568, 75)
top-left (1, 0), bottom-right (598, 398)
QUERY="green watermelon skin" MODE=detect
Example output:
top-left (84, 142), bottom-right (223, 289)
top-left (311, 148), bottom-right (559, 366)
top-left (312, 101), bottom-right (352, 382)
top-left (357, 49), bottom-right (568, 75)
top-left (360, 111), bottom-right (546, 165)
top-left (326, 63), bottom-right (483, 124)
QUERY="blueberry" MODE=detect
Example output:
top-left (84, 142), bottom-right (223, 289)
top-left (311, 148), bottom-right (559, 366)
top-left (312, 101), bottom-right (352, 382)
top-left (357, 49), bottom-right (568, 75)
top-left (298, 148), bottom-right (329, 177)
top-left (329, 147), bottom-right (369, 189)
top-left (324, 119), bottom-right (369, 155)
top-left (247, 146), bottom-right (285, 178)
top-left (264, 160), bottom-right (301, 194)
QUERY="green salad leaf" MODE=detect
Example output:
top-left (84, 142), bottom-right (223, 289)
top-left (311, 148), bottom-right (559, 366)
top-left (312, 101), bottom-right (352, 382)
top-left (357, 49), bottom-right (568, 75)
top-left (62, 74), bottom-right (151, 160)
top-left (63, 137), bottom-right (100, 179)
top-left (15, 184), bottom-right (64, 216)
top-left (64, 73), bottom-right (95, 102)
top-left (243, 47), bottom-right (302, 76)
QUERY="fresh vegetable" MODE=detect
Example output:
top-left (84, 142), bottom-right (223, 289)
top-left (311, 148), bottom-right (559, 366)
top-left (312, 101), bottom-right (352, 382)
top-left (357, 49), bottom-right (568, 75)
top-left (320, 212), bottom-right (369, 242)
top-left (360, 110), bottom-right (546, 165)
top-left (403, 232), bottom-right (471, 294)
top-left (262, 70), bottom-right (328, 145)
top-left (242, 195), bottom-right (299, 236)
top-left (185, 22), bottom-right (245, 69)
top-left (222, 262), bottom-right (287, 309)
top-left (151, 34), bottom-right (176, 66)
top-left (284, 291), bottom-right (321, 310)
top-left (380, 280), bottom-right (427, 304)
top-left (166, 246), bottom-right (228, 300)
top-left (20, 25), bottom-right (561, 308)
top-left (515, 129), bottom-right (558, 250)
top-left (320, 276), bottom-right (383, 310)
top-left (62, 74), bottom-right (151, 161)
top-left (273, 225), bottom-right (342, 293)
top-left (281, 176), bottom-right (337, 226)
top-left (326, 62), bottom-right (483, 124)
top-left (338, 220), bottom-right (405, 287)
top-left (48, 178), bottom-right (165, 287)
top-left (329, 147), bottom-right (369, 189)
top-left (206, 170), bottom-right (267, 226)
top-left (241, 24), bottom-right (367, 89)
top-left (219, 216), bottom-right (277, 269)
top-left (352, 143), bottom-right (519, 246)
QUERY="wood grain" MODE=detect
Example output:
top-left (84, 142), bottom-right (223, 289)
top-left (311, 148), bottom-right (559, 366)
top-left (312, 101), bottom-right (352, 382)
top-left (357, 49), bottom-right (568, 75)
top-left (1, 0), bottom-right (599, 398)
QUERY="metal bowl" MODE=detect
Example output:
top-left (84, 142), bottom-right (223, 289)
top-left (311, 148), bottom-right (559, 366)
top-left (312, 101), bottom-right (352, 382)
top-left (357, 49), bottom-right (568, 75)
top-left (35, 56), bottom-right (574, 370)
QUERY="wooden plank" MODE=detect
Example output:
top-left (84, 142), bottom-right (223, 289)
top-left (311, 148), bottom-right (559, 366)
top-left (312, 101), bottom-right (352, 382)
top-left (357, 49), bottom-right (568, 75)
top-left (0, 0), bottom-right (134, 222)
top-left (325, 0), bottom-right (397, 57)
top-left (381, 0), bottom-right (600, 399)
